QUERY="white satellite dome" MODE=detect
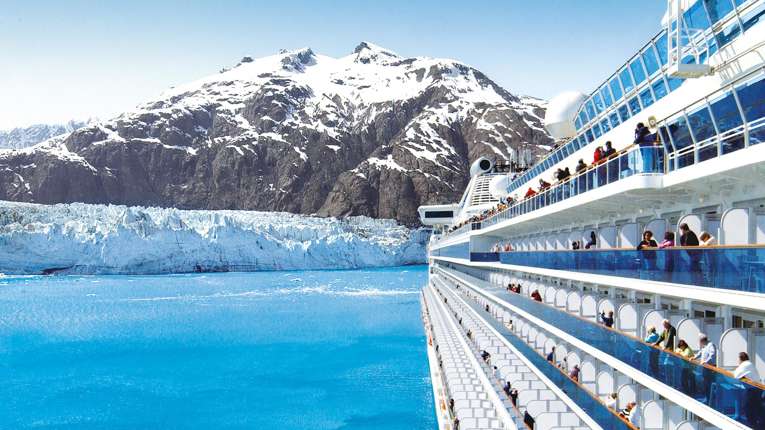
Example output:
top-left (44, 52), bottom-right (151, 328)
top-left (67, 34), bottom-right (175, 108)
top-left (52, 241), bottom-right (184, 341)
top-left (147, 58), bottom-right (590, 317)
top-left (543, 91), bottom-right (588, 140)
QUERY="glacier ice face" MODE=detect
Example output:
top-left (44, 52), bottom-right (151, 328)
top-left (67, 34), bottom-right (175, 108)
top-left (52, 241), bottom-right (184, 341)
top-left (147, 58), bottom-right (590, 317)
top-left (0, 201), bottom-right (428, 275)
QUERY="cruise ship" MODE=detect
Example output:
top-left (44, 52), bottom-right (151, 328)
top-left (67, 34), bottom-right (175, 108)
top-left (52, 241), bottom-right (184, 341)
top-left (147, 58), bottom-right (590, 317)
top-left (418, 1), bottom-right (765, 429)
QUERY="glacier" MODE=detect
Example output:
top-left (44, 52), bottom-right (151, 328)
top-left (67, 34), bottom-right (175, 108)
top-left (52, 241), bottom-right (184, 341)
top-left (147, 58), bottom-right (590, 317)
top-left (0, 201), bottom-right (428, 275)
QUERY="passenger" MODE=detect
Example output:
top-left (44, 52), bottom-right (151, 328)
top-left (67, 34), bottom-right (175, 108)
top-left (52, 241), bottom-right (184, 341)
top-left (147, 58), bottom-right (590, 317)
top-left (585, 231), bottom-right (597, 249)
top-left (523, 411), bottom-right (535, 428)
top-left (658, 231), bottom-right (675, 249)
top-left (546, 346), bottom-right (555, 363)
top-left (699, 231), bottom-right (716, 246)
top-left (572, 240), bottom-right (580, 250)
top-left (693, 334), bottom-right (717, 366)
top-left (449, 398), bottom-right (455, 414)
top-left (634, 122), bottom-right (653, 146)
top-left (620, 402), bottom-right (640, 426)
top-left (637, 230), bottom-right (658, 250)
top-left (524, 187), bottom-right (537, 198)
top-left (600, 310), bottom-right (615, 328)
top-left (493, 365), bottom-right (499, 380)
top-left (654, 319), bottom-right (677, 350)
top-left (509, 387), bottom-right (519, 405)
top-left (503, 381), bottom-right (512, 396)
top-left (563, 167), bottom-right (572, 180)
top-left (531, 290), bottom-right (542, 302)
top-left (644, 326), bottom-right (660, 343)
top-left (733, 352), bottom-right (762, 382)
top-left (485, 304), bottom-right (490, 313)
top-left (569, 364), bottom-right (580, 382)
top-left (679, 223), bottom-right (700, 246)
top-left (539, 178), bottom-right (551, 190)
top-left (453, 417), bottom-right (460, 430)
top-left (604, 392), bottom-right (618, 410)
top-left (575, 159), bottom-right (588, 174)
top-left (555, 168), bottom-right (565, 181)
top-left (481, 350), bottom-right (491, 364)
top-left (593, 146), bottom-right (604, 164)
top-left (675, 339), bottom-right (694, 359)
top-left (603, 141), bottom-right (616, 158)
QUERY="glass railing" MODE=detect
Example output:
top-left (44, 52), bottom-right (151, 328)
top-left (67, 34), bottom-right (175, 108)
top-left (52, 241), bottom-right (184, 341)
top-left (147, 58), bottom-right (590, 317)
top-left (480, 246), bottom-right (765, 293)
top-left (441, 268), bottom-right (765, 429)
top-left (436, 283), bottom-right (634, 430)
top-left (431, 241), bottom-right (470, 260)
top-left (482, 146), bottom-right (663, 229)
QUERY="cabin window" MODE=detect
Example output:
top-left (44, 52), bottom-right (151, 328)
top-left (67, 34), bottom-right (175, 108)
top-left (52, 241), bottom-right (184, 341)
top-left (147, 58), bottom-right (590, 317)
top-left (600, 86), bottom-right (613, 108)
top-left (640, 87), bottom-right (654, 109)
top-left (586, 100), bottom-right (596, 120)
top-left (618, 104), bottom-right (631, 123)
top-left (652, 79), bottom-right (668, 101)
top-left (704, 0), bottom-right (734, 25)
top-left (600, 118), bottom-right (611, 134)
top-left (667, 115), bottom-right (694, 151)
top-left (735, 74), bottom-right (765, 144)
top-left (609, 76), bottom-right (623, 101)
top-left (642, 48), bottom-right (660, 77)
top-left (628, 96), bottom-right (642, 115)
top-left (629, 57), bottom-right (647, 86)
top-left (684, 0), bottom-right (712, 31)
top-left (687, 105), bottom-right (716, 143)
top-left (619, 68), bottom-right (634, 94)
top-left (655, 34), bottom-right (668, 65)
top-left (593, 93), bottom-right (604, 114)
top-left (609, 112), bottom-right (621, 128)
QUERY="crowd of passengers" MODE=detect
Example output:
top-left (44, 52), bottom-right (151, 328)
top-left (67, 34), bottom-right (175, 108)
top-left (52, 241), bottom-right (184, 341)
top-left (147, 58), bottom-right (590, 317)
top-left (448, 124), bottom-right (658, 236)
top-left (490, 223), bottom-right (717, 253)
top-left (503, 280), bottom-right (763, 385)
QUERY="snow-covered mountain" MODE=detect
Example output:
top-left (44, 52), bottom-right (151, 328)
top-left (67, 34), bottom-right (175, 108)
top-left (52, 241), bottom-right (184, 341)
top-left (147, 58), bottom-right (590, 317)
top-left (0, 42), bottom-right (552, 224)
top-left (0, 120), bottom-right (92, 150)
top-left (0, 201), bottom-right (428, 275)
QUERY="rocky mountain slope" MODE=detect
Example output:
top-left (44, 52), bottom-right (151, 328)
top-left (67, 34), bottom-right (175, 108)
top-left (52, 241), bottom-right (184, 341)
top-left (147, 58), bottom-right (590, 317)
top-left (0, 42), bottom-right (552, 225)
top-left (0, 120), bottom-right (91, 150)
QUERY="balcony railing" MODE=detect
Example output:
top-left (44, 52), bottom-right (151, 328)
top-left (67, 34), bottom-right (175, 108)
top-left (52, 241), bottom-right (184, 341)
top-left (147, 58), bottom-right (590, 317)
top-left (482, 146), bottom-right (663, 229)
top-left (467, 246), bottom-right (765, 293)
top-left (440, 266), bottom-right (765, 429)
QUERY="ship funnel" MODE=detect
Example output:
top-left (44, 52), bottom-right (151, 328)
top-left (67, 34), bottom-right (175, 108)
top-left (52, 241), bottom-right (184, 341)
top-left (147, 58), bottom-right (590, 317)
top-left (470, 157), bottom-right (494, 177)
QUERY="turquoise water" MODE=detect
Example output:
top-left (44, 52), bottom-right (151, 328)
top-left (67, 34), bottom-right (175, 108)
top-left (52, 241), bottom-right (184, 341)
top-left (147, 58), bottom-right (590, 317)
top-left (0, 267), bottom-right (436, 429)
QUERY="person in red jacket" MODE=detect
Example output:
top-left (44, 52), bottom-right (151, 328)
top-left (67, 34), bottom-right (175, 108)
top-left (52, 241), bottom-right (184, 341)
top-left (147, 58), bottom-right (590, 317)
top-left (593, 146), bottom-right (603, 164)
top-left (524, 187), bottom-right (537, 198)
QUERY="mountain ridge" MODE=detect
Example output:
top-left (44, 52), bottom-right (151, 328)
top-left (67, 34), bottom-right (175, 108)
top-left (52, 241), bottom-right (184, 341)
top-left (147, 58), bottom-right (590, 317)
top-left (0, 43), bottom-right (552, 225)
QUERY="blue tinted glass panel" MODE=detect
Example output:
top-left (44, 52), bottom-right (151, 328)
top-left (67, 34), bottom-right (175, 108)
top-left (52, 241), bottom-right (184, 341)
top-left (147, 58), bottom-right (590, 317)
top-left (609, 77), bottom-right (623, 101)
top-left (640, 88), bottom-right (654, 108)
top-left (655, 33), bottom-right (669, 65)
top-left (709, 91), bottom-right (743, 133)
top-left (687, 105), bottom-right (716, 142)
top-left (707, 37), bottom-right (718, 55)
top-left (609, 112), bottom-right (620, 128)
top-left (742, 3), bottom-right (765, 31)
top-left (642, 48), bottom-right (660, 76)
top-left (600, 118), bottom-right (611, 133)
top-left (685, 0), bottom-right (712, 30)
top-left (600, 86), bottom-right (613, 108)
top-left (628, 96), bottom-right (642, 115)
top-left (668, 116), bottom-right (693, 149)
top-left (619, 68), bottom-right (634, 94)
top-left (618, 104), bottom-right (631, 122)
top-left (736, 75), bottom-right (765, 122)
top-left (585, 128), bottom-right (594, 143)
top-left (704, 0), bottom-right (734, 25)
top-left (630, 58), bottom-right (647, 85)
top-left (652, 79), bottom-right (668, 101)
top-left (592, 123), bottom-right (602, 138)
top-left (579, 110), bottom-right (589, 126)
top-left (668, 77), bottom-right (684, 92)
top-left (575, 116), bottom-right (582, 129)
top-left (586, 100), bottom-right (596, 119)
top-left (593, 93), bottom-right (604, 113)
top-left (716, 21), bottom-right (741, 47)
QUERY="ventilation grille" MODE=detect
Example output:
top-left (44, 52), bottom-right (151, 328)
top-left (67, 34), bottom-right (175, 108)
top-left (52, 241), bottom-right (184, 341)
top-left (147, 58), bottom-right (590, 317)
top-left (469, 175), bottom-right (499, 206)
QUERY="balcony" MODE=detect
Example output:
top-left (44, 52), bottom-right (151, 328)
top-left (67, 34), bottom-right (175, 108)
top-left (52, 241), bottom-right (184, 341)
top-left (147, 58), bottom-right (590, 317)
top-left (437, 266), bottom-right (765, 429)
top-left (475, 246), bottom-right (765, 294)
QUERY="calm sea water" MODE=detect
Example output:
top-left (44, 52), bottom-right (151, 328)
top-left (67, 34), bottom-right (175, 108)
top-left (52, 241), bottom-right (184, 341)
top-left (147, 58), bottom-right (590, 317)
top-left (0, 266), bottom-right (436, 429)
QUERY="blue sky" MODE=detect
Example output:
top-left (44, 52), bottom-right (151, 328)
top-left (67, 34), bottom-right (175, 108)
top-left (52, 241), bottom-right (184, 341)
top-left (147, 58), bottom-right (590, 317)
top-left (0, 0), bottom-right (666, 129)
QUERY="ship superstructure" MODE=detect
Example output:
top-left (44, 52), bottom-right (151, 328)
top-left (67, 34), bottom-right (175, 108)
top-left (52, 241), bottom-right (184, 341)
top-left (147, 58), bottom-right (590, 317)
top-left (420, 1), bottom-right (765, 429)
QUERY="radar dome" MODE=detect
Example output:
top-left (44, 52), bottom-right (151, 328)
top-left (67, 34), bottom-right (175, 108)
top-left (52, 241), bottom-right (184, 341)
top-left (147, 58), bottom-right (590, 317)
top-left (543, 91), bottom-right (587, 140)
